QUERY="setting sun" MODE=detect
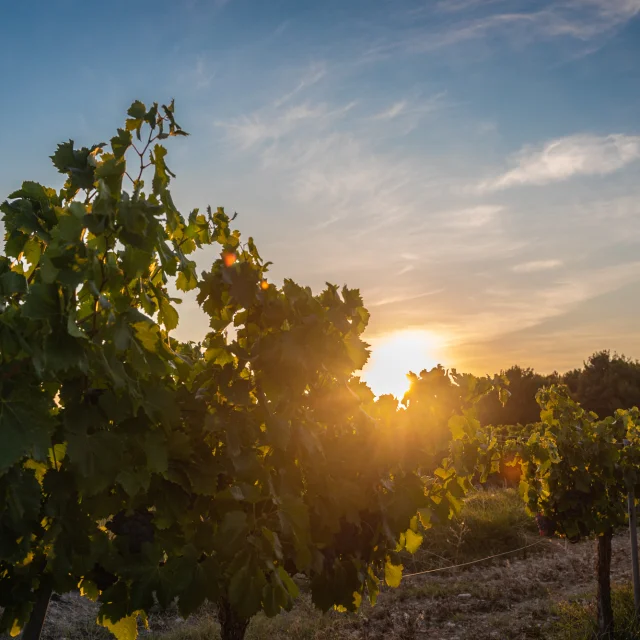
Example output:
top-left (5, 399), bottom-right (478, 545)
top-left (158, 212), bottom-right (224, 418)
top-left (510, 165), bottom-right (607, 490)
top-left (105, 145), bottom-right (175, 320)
top-left (361, 329), bottom-right (446, 399)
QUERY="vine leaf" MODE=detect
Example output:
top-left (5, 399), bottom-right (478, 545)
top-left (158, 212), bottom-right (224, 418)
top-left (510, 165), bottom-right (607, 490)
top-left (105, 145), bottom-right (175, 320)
top-left (384, 559), bottom-right (403, 588)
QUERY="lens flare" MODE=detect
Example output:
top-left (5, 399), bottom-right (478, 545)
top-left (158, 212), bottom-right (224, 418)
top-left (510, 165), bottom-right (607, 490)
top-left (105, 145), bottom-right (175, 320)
top-left (222, 251), bottom-right (237, 267)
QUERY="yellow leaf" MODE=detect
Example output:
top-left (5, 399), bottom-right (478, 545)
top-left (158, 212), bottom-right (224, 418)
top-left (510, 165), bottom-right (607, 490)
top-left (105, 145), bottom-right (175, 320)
top-left (79, 578), bottom-right (99, 601)
top-left (448, 415), bottom-right (467, 439)
top-left (97, 612), bottom-right (139, 640)
top-left (9, 619), bottom-right (22, 637)
top-left (23, 459), bottom-right (48, 484)
top-left (417, 507), bottom-right (432, 529)
top-left (18, 551), bottom-right (35, 567)
top-left (384, 558), bottom-right (403, 588)
top-left (405, 529), bottom-right (424, 554)
top-left (140, 612), bottom-right (149, 630)
top-left (353, 591), bottom-right (362, 609)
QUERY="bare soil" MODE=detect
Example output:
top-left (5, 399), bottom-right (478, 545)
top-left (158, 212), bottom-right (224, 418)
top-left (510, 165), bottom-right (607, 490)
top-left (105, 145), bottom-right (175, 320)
top-left (352, 531), bottom-right (636, 639)
top-left (6, 531), bottom-right (637, 640)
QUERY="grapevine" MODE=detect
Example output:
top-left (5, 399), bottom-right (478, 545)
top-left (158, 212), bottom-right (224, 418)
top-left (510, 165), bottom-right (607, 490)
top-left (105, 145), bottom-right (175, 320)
top-left (518, 385), bottom-right (640, 639)
top-left (0, 99), bottom-right (501, 640)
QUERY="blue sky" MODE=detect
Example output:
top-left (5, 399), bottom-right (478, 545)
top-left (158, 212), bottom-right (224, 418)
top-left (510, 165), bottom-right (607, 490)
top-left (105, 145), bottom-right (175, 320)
top-left (1, 0), bottom-right (640, 382)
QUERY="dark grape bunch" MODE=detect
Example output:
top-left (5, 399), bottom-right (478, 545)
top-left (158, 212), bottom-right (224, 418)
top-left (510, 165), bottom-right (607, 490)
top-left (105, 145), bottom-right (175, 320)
top-left (535, 513), bottom-right (555, 537)
top-left (107, 510), bottom-right (155, 553)
top-left (88, 564), bottom-right (118, 591)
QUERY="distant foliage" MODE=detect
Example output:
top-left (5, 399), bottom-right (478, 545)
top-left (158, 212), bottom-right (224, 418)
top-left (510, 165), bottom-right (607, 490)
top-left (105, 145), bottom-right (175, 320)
top-left (477, 366), bottom-right (553, 427)
top-left (564, 351), bottom-right (640, 419)
top-left (476, 352), bottom-right (640, 428)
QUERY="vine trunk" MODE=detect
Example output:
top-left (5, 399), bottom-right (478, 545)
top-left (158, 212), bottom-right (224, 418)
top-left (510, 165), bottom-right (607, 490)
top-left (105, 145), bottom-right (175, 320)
top-left (21, 585), bottom-right (52, 640)
top-left (218, 597), bottom-right (249, 640)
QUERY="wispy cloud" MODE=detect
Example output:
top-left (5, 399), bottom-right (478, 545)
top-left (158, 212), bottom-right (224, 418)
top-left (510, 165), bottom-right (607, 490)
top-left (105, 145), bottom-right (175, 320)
top-left (477, 134), bottom-right (640, 191)
top-left (185, 0), bottom-right (231, 10)
top-left (212, 59), bottom-right (639, 372)
top-left (273, 62), bottom-right (326, 107)
top-left (436, 0), bottom-right (508, 13)
top-left (446, 205), bottom-right (503, 229)
top-left (372, 101), bottom-right (407, 120)
top-left (216, 99), bottom-right (357, 150)
top-left (371, 92), bottom-right (447, 121)
top-left (477, 121), bottom-right (498, 135)
top-left (216, 71), bottom-right (421, 230)
top-left (396, 264), bottom-right (415, 276)
top-left (193, 55), bottom-right (216, 89)
top-left (370, 289), bottom-right (444, 308)
top-left (512, 259), bottom-right (564, 273)
top-left (365, 0), bottom-right (640, 59)
top-left (272, 20), bottom-right (290, 38)
top-left (450, 260), bottom-right (640, 345)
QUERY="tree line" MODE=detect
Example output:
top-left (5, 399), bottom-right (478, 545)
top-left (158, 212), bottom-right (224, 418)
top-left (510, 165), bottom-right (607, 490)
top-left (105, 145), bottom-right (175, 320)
top-left (476, 351), bottom-right (640, 427)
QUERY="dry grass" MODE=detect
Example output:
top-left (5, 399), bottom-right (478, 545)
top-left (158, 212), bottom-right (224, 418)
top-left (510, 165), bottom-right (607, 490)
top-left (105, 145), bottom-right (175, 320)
top-left (551, 584), bottom-right (640, 640)
top-left (406, 487), bottom-right (540, 572)
top-left (145, 597), bottom-right (360, 640)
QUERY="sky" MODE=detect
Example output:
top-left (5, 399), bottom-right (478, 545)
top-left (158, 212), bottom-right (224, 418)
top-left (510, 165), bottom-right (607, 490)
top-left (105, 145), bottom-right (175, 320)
top-left (1, 0), bottom-right (640, 391)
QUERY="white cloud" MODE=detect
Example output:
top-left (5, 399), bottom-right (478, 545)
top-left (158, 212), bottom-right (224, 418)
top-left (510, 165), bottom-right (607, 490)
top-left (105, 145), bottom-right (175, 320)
top-left (193, 55), bottom-right (216, 89)
top-left (217, 102), bottom-right (353, 149)
top-left (396, 264), bottom-right (416, 276)
top-left (272, 20), bottom-right (290, 38)
top-left (477, 121), bottom-right (498, 135)
top-left (371, 93), bottom-right (447, 122)
top-left (512, 259), bottom-right (563, 273)
top-left (273, 62), bottom-right (327, 107)
top-left (478, 134), bottom-right (640, 191)
top-left (448, 260), bottom-right (640, 345)
top-left (366, 0), bottom-right (640, 59)
top-left (446, 204), bottom-right (503, 229)
top-left (185, 0), bottom-right (231, 9)
top-left (370, 289), bottom-right (444, 308)
top-left (372, 101), bottom-right (407, 120)
top-left (436, 0), bottom-right (508, 13)
top-left (213, 67), bottom-right (640, 365)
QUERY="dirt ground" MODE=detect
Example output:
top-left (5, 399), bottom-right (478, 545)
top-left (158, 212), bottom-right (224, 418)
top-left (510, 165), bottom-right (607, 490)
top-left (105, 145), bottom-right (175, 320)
top-left (348, 531), bottom-right (636, 640)
top-left (6, 531), bottom-right (637, 640)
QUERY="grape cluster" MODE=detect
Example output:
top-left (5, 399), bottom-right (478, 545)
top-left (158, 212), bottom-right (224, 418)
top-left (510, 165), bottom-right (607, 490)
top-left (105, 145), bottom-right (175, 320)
top-left (84, 387), bottom-right (105, 406)
top-left (107, 510), bottom-right (154, 553)
top-left (534, 513), bottom-right (555, 537)
top-left (88, 564), bottom-right (118, 591)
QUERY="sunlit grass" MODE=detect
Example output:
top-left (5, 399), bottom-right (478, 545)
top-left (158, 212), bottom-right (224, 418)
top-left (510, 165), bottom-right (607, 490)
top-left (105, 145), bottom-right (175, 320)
top-left (401, 488), bottom-right (539, 573)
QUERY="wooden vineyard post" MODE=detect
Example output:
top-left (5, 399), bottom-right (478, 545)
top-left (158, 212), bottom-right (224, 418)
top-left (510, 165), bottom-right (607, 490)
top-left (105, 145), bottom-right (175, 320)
top-left (628, 489), bottom-right (640, 618)
top-left (596, 530), bottom-right (614, 640)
